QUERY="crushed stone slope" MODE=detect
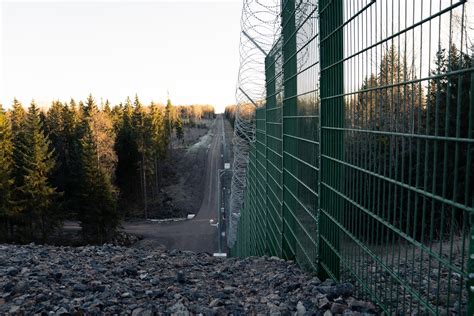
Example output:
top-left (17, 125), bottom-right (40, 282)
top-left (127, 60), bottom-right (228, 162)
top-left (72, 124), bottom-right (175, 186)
top-left (0, 244), bottom-right (378, 315)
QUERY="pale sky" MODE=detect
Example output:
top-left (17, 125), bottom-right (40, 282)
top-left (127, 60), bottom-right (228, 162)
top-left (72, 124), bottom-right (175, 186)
top-left (0, 0), bottom-right (243, 112)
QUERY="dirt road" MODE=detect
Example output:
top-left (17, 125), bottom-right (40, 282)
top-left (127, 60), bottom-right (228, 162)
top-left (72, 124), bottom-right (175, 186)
top-left (125, 116), bottom-right (227, 253)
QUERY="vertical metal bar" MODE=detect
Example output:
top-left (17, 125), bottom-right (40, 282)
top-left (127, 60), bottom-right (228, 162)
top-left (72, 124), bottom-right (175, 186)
top-left (281, 0), bottom-right (297, 261)
top-left (318, 0), bottom-right (344, 280)
top-left (217, 170), bottom-right (222, 253)
top-left (467, 54), bottom-right (474, 316)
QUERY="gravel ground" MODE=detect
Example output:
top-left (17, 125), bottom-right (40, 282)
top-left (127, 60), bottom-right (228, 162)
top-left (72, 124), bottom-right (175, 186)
top-left (340, 238), bottom-right (467, 315)
top-left (0, 244), bottom-right (379, 315)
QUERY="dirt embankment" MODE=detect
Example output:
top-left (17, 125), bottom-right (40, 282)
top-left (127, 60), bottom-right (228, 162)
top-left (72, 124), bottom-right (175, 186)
top-left (149, 119), bottom-right (215, 219)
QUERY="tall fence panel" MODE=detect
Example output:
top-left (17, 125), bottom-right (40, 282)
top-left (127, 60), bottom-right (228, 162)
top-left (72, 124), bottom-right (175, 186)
top-left (318, 0), bottom-right (345, 281)
top-left (255, 107), bottom-right (267, 256)
top-left (233, 0), bottom-right (474, 314)
top-left (281, 0), bottom-right (320, 271)
top-left (265, 39), bottom-right (285, 258)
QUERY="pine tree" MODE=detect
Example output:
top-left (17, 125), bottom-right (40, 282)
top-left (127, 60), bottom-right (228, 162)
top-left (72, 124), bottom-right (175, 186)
top-left (91, 109), bottom-right (117, 178)
top-left (0, 105), bottom-right (14, 241)
top-left (16, 101), bottom-right (60, 242)
top-left (150, 102), bottom-right (167, 160)
top-left (77, 122), bottom-right (119, 243)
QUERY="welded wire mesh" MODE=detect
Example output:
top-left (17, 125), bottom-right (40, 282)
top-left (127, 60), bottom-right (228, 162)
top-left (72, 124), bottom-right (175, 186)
top-left (281, 0), bottom-right (320, 272)
top-left (320, 1), bottom-right (474, 314)
top-left (232, 0), bottom-right (474, 314)
top-left (255, 107), bottom-right (267, 255)
top-left (265, 37), bottom-right (284, 257)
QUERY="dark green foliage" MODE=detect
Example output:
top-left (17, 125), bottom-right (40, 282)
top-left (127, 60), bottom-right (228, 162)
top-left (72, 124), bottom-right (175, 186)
top-left (0, 105), bottom-right (14, 241)
top-left (164, 98), bottom-right (173, 154)
top-left (413, 45), bottom-right (474, 235)
top-left (115, 97), bottom-right (141, 214)
top-left (2, 95), bottom-right (214, 242)
top-left (175, 110), bottom-right (184, 143)
top-left (348, 44), bottom-right (473, 242)
top-left (133, 95), bottom-right (152, 218)
top-left (77, 123), bottom-right (119, 243)
top-left (83, 93), bottom-right (98, 117)
top-left (10, 99), bottom-right (27, 185)
top-left (224, 105), bottom-right (236, 128)
top-left (14, 102), bottom-right (61, 242)
top-left (45, 100), bottom-right (83, 219)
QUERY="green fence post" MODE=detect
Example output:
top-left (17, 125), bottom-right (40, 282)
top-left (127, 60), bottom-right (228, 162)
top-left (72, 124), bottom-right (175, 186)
top-left (281, 0), bottom-right (297, 261)
top-left (468, 215), bottom-right (474, 315)
top-left (255, 108), bottom-right (267, 256)
top-left (468, 66), bottom-right (474, 315)
top-left (318, 0), bottom-right (344, 281)
top-left (265, 46), bottom-right (283, 258)
top-left (265, 54), bottom-right (275, 257)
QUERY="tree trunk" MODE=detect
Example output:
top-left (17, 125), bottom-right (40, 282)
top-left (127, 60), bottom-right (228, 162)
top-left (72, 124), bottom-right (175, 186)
top-left (142, 155), bottom-right (148, 219)
top-left (154, 156), bottom-right (159, 199)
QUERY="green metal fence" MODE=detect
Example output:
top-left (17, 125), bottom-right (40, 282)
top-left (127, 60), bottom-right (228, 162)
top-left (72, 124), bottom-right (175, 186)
top-left (265, 37), bottom-right (285, 258)
top-left (233, 0), bottom-right (474, 314)
top-left (255, 107), bottom-right (267, 256)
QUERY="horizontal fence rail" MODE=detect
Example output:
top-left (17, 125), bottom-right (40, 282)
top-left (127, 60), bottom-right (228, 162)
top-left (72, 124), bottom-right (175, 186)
top-left (232, 0), bottom-right (474, 314)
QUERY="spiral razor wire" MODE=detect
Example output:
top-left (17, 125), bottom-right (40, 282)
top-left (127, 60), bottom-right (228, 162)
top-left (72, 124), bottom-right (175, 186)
top-left (228, 0), bottom-right (316, 248)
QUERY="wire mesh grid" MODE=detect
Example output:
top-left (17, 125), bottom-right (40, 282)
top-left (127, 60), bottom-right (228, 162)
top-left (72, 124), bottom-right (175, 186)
top-left (232, 0), bottom-right (474, 314)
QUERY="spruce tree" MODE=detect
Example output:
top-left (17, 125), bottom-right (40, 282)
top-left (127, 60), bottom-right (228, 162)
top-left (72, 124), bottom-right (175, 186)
top-left (61, 100), bottom-right (82, 218)
top-left (149, 102), bottom-right (166, 198)
top-left (164, 98), bottom-right (173, 157)
top-left (16, 101), bottom-right (60, 242)
top-left (45, 101), bottom-right (67, 192)
top-left (10, 98), bottom-right (26, 134)
top-left (77, 122), bottom-right (119, 243)
top-left (0, 105), bottom-right (14, 241)
top-left (104, 99), bottom-right (112, 114)
top-left (84, 93), bottom-right (98, 118)
top-left (133, 95), bottom-right (149, 217)
top-left (115, 97), bottom-right (140, 215)
top-left (175, 111), bottom-right (184, 144)
top-left (10, 99), bottom-right (27, 185)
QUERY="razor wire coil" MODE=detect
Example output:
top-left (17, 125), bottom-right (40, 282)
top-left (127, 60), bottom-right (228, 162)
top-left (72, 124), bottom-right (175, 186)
top-left (229, 0), bottom-right (317, 248)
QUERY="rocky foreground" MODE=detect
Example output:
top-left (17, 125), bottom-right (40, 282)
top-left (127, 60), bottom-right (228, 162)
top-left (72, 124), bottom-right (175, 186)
top-left (0, 244), bottom-right (378, 315)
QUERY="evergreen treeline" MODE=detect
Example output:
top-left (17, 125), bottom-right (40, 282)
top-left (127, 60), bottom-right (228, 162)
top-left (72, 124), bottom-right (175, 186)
top-left (0, 95), bottom-right (214, 244)
top-left (347, 44), bottom-right (473, 241)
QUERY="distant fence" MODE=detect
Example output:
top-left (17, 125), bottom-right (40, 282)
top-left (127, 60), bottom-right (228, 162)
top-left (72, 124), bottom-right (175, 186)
top-left (232, 0), bottom-right (474, 314)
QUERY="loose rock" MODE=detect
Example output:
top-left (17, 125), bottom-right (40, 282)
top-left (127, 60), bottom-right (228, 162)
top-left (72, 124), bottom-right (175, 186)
top-left (0, 244), bottom-right (379, 315)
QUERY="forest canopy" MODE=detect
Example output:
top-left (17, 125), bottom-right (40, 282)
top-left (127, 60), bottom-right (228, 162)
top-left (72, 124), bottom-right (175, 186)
top-left (0, 95), bottom-right (214, 244)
